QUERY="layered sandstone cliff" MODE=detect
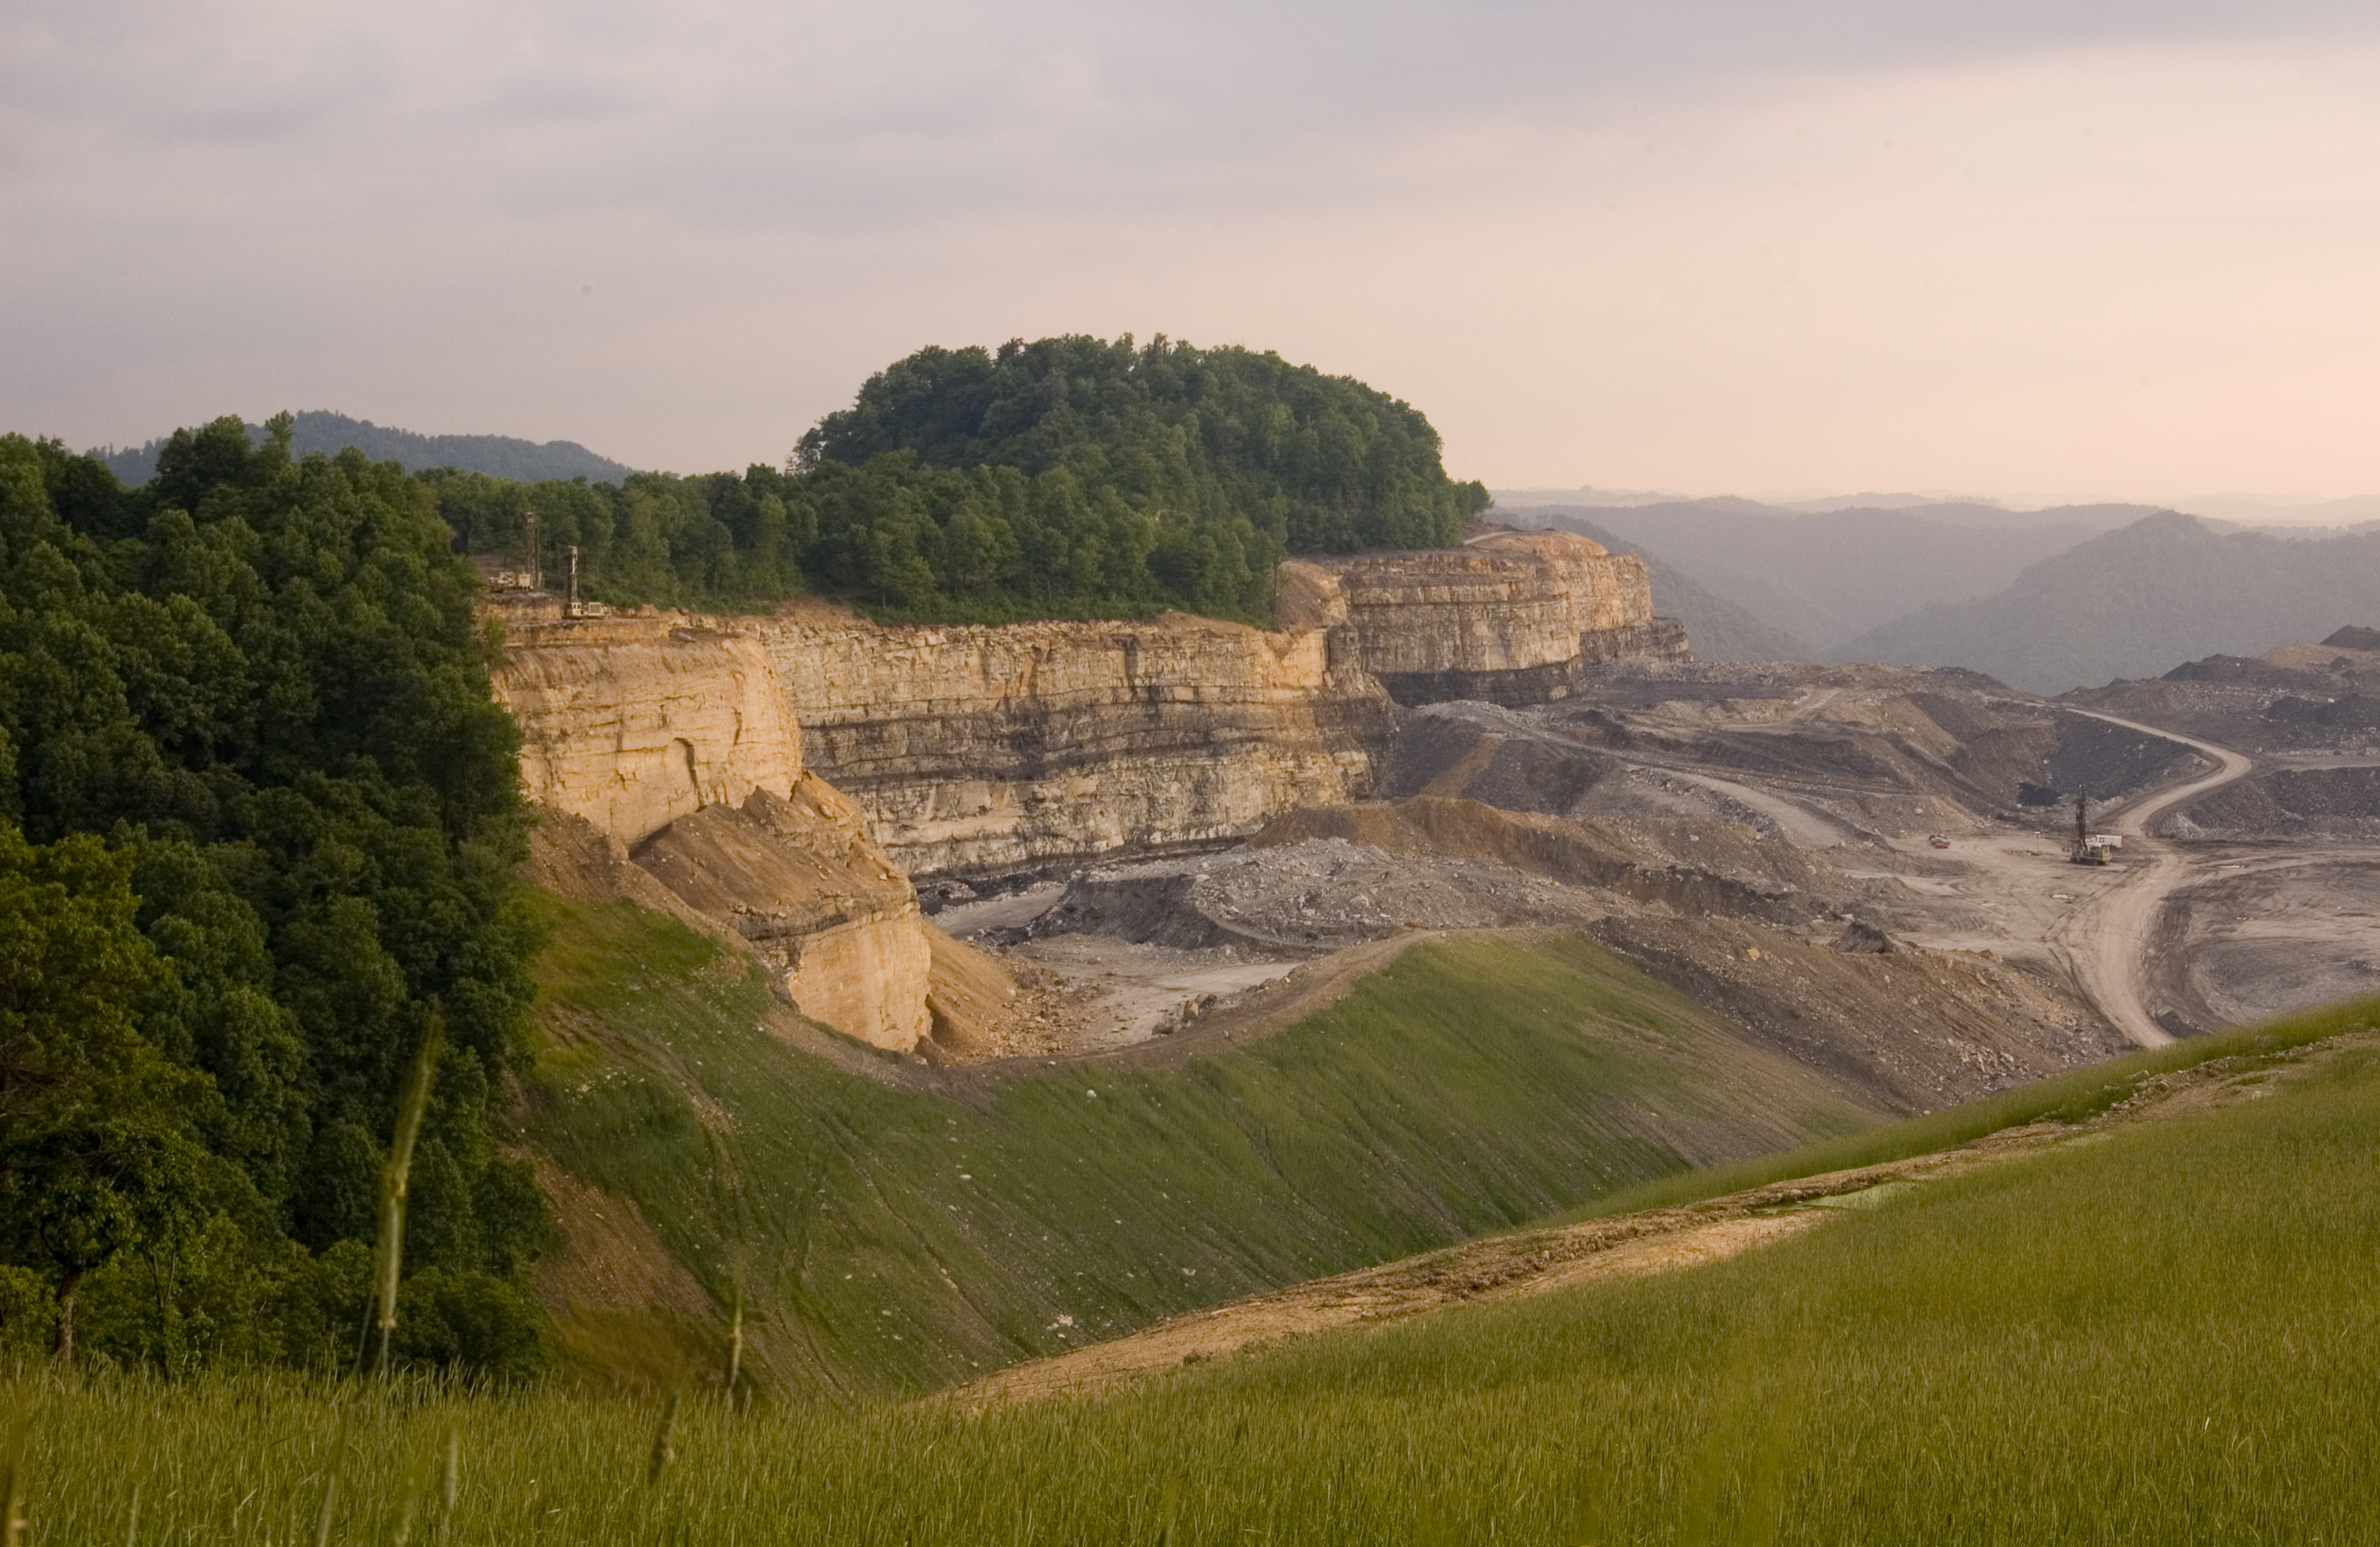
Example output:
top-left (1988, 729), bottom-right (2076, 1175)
top-left (492, 615), bottom-right (935, 1050)
top-left (1289, 531), bottom-right (1684, 707)
top-left (758, 611), bottom-right (1395, 879)
top-left (499, 616), bottom-right (804, 840)
top-left (497, 539), bottom-right (1683, 919)
top-left (755, 536), bottom-right (1683, 879)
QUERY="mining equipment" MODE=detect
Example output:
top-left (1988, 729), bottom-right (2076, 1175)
top-left (2069, 791), bottom-right (2120, 866)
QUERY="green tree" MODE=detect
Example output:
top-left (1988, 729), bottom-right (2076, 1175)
top-left (0, 428), bottom-right (551, 1376)
top-left (0, 825), bottom-right (213, 1363)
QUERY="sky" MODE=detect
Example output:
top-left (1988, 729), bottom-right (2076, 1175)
top-left (6, 1), bottom-right (2378, 507)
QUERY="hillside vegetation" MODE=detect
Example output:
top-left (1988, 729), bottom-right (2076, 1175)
top-left (0, 424), bottom-right (549, 1373)
top-left (1842, 512), bottom-right (2380, 691)
top-left (75, 338), bottom-right (1483, 630)
top-left (432, 334), bottom-right (1487, 624)
top-left (8, 1000), bottom-right (2374, 1544)
top-left (520, 896), bottom-right (1883, 1395)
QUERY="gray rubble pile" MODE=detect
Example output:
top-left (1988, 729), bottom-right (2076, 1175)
top-left (1018, 838), bottom-right (1605, 956)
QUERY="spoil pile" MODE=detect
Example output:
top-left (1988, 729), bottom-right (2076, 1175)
top-left (1023, 837), bottom-right (1606, 956)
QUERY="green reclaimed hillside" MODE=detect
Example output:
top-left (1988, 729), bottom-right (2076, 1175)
top-left (13, 1002), bottom-right (2378, 1545)
top-left (520, 896), bottom-right (1885, 1395)
top-left (79, 342), bottom-right (1485, 628)
top-left (796, 335), bottom-right (1488, 555)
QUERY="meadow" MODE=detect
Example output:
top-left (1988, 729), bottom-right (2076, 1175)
top-left (8, 998), bottom-right (2377, 1545)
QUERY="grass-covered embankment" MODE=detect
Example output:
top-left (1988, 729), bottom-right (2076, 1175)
top-left (523, 898), bottom-right (1883, 1395)
top-left (9, 1000), bottom-right (2377, 1544)
top-left (1559, 991), bottom-right (2380, 1219)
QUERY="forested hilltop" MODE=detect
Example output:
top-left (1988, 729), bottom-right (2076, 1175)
top-left (1, 420), bottom-right (550, 1374)
top-left (438, 334), bottom-right (1487, 623)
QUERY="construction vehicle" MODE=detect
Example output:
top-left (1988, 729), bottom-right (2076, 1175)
top-left (2070, 791), bottom-right (2121, 866)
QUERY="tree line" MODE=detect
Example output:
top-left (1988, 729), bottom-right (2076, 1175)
top-left (2, 420), bottom-right (547, 1375)
top-left (436, 334), bottom-right (1486, 621)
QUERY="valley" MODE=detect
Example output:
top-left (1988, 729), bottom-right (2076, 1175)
top-left (475, 509), bottom-right (2380, 1401)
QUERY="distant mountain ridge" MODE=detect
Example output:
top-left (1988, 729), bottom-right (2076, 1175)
top-left (1499, 497), bottom-right (2162, 651)
top-left (1840, 513), bottom-right (2380, 693)
top-left (1491, 506), bottom-right (1814, 662)
top-left (92, 410), bottom-right (635, 485)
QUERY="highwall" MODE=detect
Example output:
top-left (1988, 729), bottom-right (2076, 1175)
top-left (757, 533), bottom-right (1683, 878)
top-left (492, 612), bottom-right (933, 1050)
top-left (758, 611), bottom-right (1395, 880)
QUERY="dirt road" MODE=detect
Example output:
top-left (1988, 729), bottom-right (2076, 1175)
top-left (2052, 711), bottom-right (2255, 1047)
top-left (940, 1031), bottom-right (2370, 1407)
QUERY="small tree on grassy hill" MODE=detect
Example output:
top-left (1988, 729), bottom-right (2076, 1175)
top-left (0, 824), bottom-right (211, 1364)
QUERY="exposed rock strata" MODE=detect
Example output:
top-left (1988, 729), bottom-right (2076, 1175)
top-left (498, 616), bottom-right (804, 842)
top-left (1292, 531), bottom-right (1685, 707)
top-left (631, 780), bottom-right (934, 1049)
top-left (493, 613), bottom-right (945, 1052)
top-left (760, 537), bottom-right (1684, 878)
top-left (758, 610), bottom-right (1395, 879)
top-left (489, 542), bottom-right (1687, 1044)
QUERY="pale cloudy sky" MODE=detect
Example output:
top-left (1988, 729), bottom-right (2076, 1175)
top-left (5, 1), bottom-right (2378, 502)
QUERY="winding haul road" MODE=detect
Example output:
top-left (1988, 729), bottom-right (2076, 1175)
top-left (2052, 710), bottom-right (2257, 1048)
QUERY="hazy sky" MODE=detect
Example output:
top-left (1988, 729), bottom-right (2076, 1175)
top-left (6, 1), bottom-right (2378, 502)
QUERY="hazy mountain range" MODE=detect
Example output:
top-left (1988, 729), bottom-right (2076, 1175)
top-left (1499, 509), bottom-right (1814, 662)
top-left (1840, 513), bottom-right (2380, 692)
top-left (92, 410), bottom-right (635, 486)
top-left (1499, 493), bottom-right (2380, 690)
top-left (1503, 498), bottom-right (2163, 651)
top-left (72, 423), bottom-right (2380, 689)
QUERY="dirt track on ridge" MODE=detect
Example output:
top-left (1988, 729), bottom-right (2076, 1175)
top-left (939, 1029), bottom-right (2377, 1408)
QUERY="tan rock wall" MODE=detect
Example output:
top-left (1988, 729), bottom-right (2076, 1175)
top-left (494, 617), bottom-right (804, 844)
top-left (758, 610), bottom-right (1393, 877)
top-left (631, 778), bottom-right (933, 1050)
top-left (1310, 531), bottom-right (1659, 679)
top-left (494, 616), bottom-right (935, 1051)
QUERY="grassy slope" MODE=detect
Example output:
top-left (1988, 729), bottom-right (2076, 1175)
top-left (1560, 992), bottom-right (2380, 1219)
top-left (14, 1000), bottom-right (2378, 1544)
top-left (521, 895), bottom-right (1883, 1395)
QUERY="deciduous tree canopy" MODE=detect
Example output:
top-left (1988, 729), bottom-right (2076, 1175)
top-left (438, 336), bottom-right (1486, 622)
top-left (0, 419), bottom-right (547, 1375)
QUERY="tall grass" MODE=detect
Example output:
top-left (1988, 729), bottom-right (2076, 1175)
top-left (9, 1015), bottom-right (2377, 1543)
top-left (1554, 992), bottom-right (2378, 1222)
top-left (370, 1013), bottom-right (445, 1378)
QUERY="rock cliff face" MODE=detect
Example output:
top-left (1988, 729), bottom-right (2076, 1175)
top-left (497, 539), bottom-right (1680, 936)
top-left (758, 611), bottom-right (1395, 880)
top-left (499, 617), bottom-right (804, 841)
top-left (765, 536), bottom-right (1684, 877)
top-left (493, 615), bottom-right (935, 1050)
top-left (1289, 531), bottom-right (1680, 707)
top-left (631, 778), bottom-right (933, 1048)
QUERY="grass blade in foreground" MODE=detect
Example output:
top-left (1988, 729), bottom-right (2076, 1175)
top-left (370, 1012), bottom-right (446, 1379)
